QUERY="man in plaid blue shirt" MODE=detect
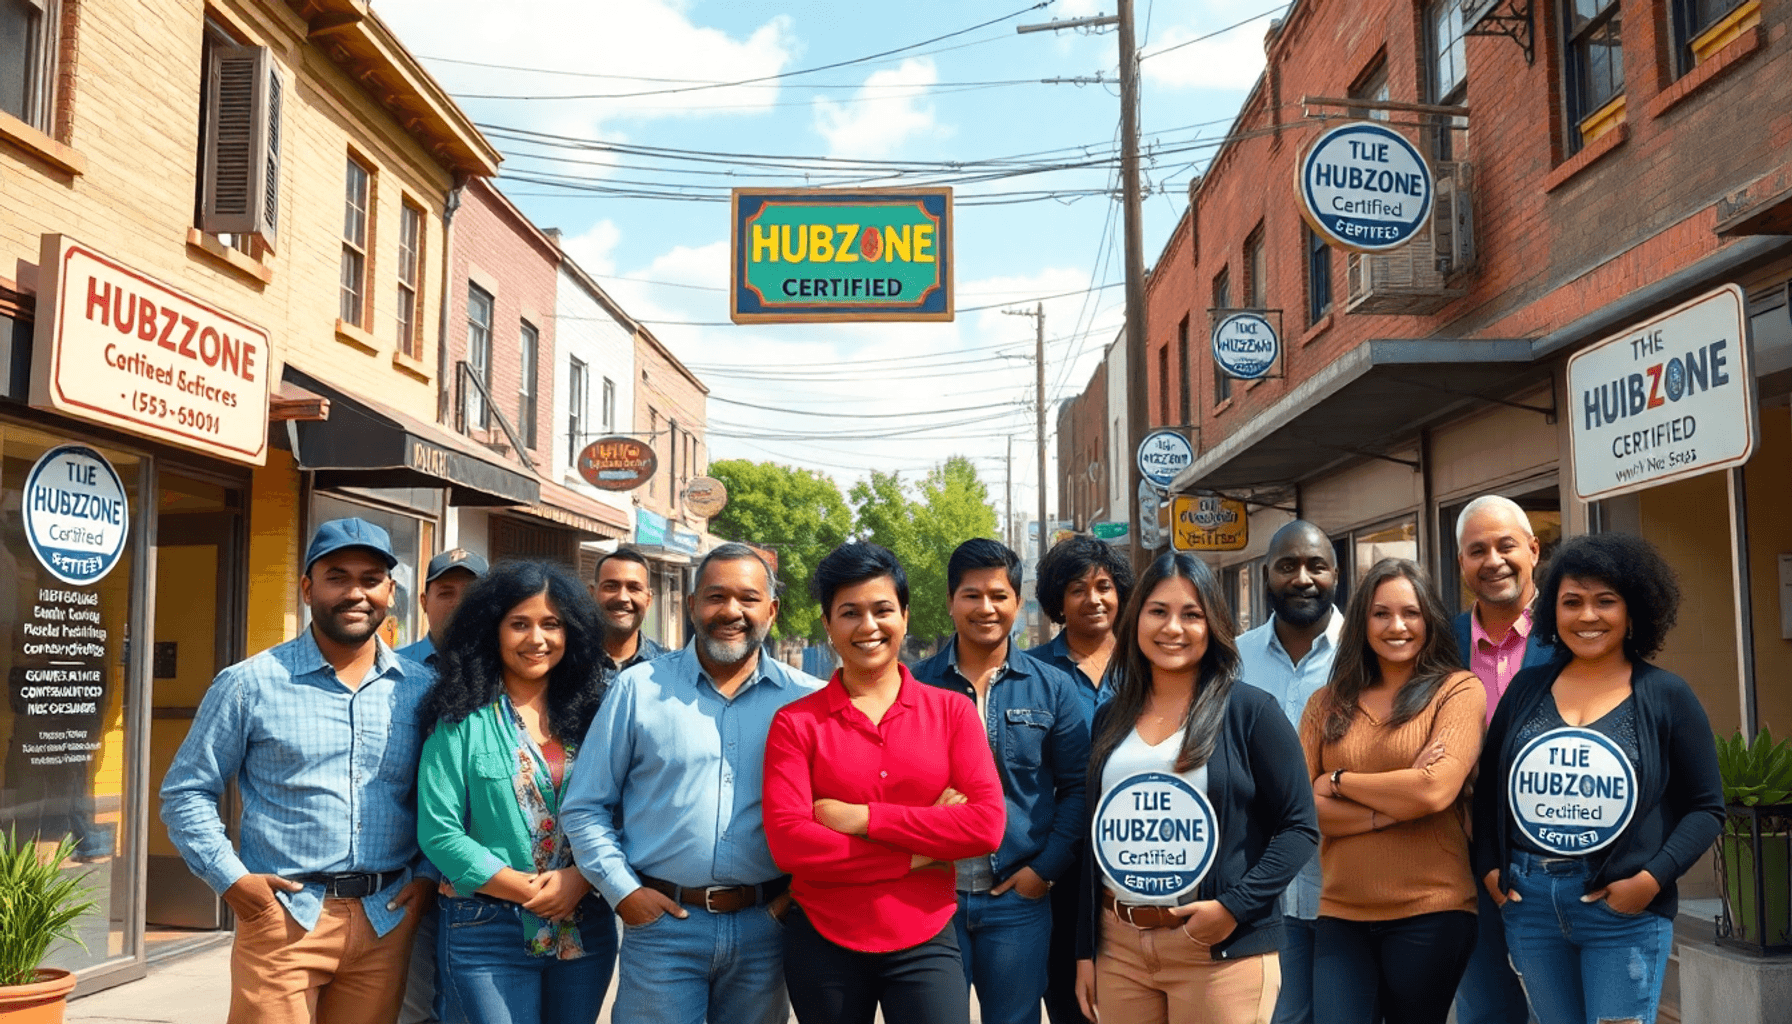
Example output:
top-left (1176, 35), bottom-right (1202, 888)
top-left (162, 518), bottom-right (436, 1024)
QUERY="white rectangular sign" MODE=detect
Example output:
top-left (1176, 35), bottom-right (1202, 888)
top-left (31, 235), bottom-right (274, 465)
top-left (1567, 284), bottom-right (1754, 502)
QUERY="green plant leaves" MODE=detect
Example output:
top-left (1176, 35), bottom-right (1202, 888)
top-left (0, 829), bottom-right (97, 987)
top-left (1715, 728), bottom-right (1792, 807)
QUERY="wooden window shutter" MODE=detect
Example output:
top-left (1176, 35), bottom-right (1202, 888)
top-left (201, 45), bottom-right (281, 248)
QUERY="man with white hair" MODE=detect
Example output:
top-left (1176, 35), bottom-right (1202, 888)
top-left (1452, 494), bottom-right (1552, 1024)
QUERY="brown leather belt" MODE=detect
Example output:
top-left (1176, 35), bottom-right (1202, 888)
top-left (641, 875), bottom-right (789, 914)
top-left (1103, 890), bottom-right (1185, 930)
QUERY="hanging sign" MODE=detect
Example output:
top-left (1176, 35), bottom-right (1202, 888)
top-left (1171, 494), bottom-right (1248, 553)
top-left (577, 437), bottom-right (658, 491)
top-left (731, 188), bottom-right (953, 323)
top-left (1566, 284), bottom-right (1754, 502)
top-left (23, 445), bottom-right (130, 587)
top-left (683, 476), bottom-right (729, 519)
top-left (1298, 122), bottom-right (1434, 252)
top-left (1507, 727), bottom-right (1638, 855)
top-left (1092, 773), bottom-right (1219, 901)
top-left (1211, 312), bottom-right (1281, 380)
top-left (1136, 429), bottom-right (1195, 488)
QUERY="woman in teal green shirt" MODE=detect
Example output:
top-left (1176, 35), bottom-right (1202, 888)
top-left (418, 560), bottom-right (616, 1024)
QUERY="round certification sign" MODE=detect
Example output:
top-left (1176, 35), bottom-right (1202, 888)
top-left (1093, 773), bottom-right (1218, 901)
top-left (1211, 313), bottom-right (1279, 381)
top-left (22, 445), bottom-right (130, 587)
top-left (1507, 727), bottom-right (1638, 855)
top-left (1299, 121), bottom-right (1434, 252)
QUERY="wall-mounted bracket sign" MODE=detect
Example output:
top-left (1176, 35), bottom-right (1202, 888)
top-left (1566, 284), bottom-right (1754, 502)
top-left (1136, 429), bottom-right (1195, 489)
top-left (683, 476), bottom-right (729, 519)
top-left (1298, 122), bottom-right (1434, 253)
top-left (577, 436), bottom-right (658, 491)
top-left (731, 188), bottom-right (953, 323)
top-left (1171, 494), bottom-right (1249, 553)
top-left (1211, 312), bottom-right (1281, 380)
top-left (30, 235), bottom-right (275, 464)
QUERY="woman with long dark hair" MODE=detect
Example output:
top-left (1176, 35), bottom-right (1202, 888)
top-left (1075, 553), bottom-right (1316, 1024)
top-left (417, 560), bottom-right (617, 1024)
top-left (1474, 534), bottom-right (1721, 1024)
top-left (1298, 558), bottom-right (1482, 1024)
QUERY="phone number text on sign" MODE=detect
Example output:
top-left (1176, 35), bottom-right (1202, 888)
top-left (1093, 773), bottom-right (1218, 901)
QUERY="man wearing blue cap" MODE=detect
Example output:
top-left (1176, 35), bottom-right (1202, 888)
top-left (162, 518), bottom-right (436, 1024)
top-left (398, 547), bottom-right (489, 669)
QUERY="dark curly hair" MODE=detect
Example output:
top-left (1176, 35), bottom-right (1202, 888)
top-left (421, 560), bottom-right (606, 743)
top-left (1533, 533), bottom-right (1679, 660)
top-left (1036, 535), bottom-right (1136, 625)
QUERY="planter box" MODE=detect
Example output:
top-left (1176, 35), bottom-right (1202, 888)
top-left (1716, 803), bottom-right (1792, 956)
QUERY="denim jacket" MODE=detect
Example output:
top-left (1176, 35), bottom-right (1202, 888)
top-left (910, 640), bottom-right (1090, 883)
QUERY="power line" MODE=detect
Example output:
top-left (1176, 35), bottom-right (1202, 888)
top-left (1139, 3), bottom-right (1290, 60)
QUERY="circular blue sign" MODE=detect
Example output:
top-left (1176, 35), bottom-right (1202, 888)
top-left (22, 445), bottom-right (130, 587)
top-left (1300, 121), bottom-right (1434, 252)
top-left (1507, 727), bottom-right (1638, 856)
top-left (1136, 430), bottom-right (1195, 489)
top-left (1093, 772), bottom-right (1218, 901)
top-left (1211, 313), bottom-right (1280, 381)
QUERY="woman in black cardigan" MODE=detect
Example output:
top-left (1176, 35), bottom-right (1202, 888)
top-left (1075, 553), bottom-right (1317, 1024)
top-left (1473, 533), bottom-right (1722, 1024)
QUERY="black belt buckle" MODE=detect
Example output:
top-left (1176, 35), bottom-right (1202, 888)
top-left (313, 870), bottom-right (398, 899)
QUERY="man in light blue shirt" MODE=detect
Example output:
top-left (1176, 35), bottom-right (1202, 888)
top-left (1234, 520), bottom-right (1341, 1024)
top-left (562, 543), bottom-right (823, 1024)
top-left (161, 518), bottom-right (435, 1024)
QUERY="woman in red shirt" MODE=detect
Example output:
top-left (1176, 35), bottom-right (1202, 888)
top-left (764, 542), bottom-right (1005, 1024)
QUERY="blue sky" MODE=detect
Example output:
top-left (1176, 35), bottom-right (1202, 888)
top-left (375, 0), bottom-right (1276, 522)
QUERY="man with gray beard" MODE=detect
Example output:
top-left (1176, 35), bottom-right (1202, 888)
top-left (561, 543), bottom-right (824, 1024)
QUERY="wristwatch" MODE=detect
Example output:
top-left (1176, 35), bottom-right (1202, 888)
top-left (1329, 767), bottom-right (1346, 796)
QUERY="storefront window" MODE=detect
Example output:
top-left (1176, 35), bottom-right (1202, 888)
top-left (309, 491), bottom-right (434, 650)
top-left (1353, 515), bottom-right (1419, 583)
top-left (1, 421), bottom-right (142, 972)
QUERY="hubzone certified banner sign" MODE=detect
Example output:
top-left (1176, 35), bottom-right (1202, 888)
top-left (1093, 773), bottom-right (1218, 901)
top-left (731, 188), bottom-right (953, 323)
top-left (1567, 285), bottom-right (1753, 502)
top-left (23, 445), bottom-right (129, 586)
top-left (1507, 727), bottom-right (1638, 855)
top-left (30, 235), bottom-right (274, 464)
top-left (1136, 429), bottom-right (1195, 488)
top-left (1211, 313), bottom-right (1280, 380)
top-left (1298, 122), bottom-right (1434, 252)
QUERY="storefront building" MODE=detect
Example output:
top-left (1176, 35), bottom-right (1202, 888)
top-left (1, 0), bottom-right (512, 991)
top-left (631, 323), bottom-right (713, 648)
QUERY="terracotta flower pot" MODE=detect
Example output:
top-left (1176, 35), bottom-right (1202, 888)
top-left (0, 969), bottom-right (76, 1024)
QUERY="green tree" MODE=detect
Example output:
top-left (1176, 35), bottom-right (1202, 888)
top-left (850, 456), bottom-right (999, 646)
top-left (707, 460), bottom-right (852, 641)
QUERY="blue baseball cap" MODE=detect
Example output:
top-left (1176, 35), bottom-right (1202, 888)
top-left (305, 517), bottom-right (399, 573)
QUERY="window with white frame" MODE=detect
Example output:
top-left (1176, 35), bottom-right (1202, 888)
top-left (341, 157), bottom-right (372, 327)
top-left (519, 320), bottom-right (539, 451)
top-left (396, 202), bottom-right (424, 359)
top-left (567, 357), bottom-right (588, 467)
top-left (466, 284), bottom-right (493, 430)
top-left (601, 376), bottom-right (615, 432)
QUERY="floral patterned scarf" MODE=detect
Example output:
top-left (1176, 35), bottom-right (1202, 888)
top-left (497, 695), bottom-right (586, 959)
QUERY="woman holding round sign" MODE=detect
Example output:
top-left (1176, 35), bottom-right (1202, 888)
top-left (1298, 558), bottom-right (1484, 1024)
top-left (1074, 553), bottom-right (1317, 1024)
top-left (1473, 534), bottom-right (1722, 1024)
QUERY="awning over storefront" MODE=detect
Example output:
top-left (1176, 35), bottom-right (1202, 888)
top-left (1170, 339), bottom-right (1547, 493)
top-left (284, 366), bottom-right (539, 506)
top-left (507, 479), bottom-right (631, 538)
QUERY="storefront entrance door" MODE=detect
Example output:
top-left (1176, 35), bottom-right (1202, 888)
top-left (146, 479), bottom-right (243, 932)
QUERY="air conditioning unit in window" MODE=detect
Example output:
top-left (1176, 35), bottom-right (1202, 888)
top-left (1345, 161), bottom-right (1475, 316)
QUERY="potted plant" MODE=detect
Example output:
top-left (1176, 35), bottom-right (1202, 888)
top-left (1714, 728), bottom-right (1792, 955)
top-left (0, 831), bottom-right (97, 1023)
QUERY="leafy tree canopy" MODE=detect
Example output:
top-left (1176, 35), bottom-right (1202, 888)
top-left (706, 460), bottom-right (852, 642)
top-left (850, 456), bottom-right (999, 646)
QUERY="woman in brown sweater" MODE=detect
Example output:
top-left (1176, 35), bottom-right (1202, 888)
top-left (1297, 559), bottom-right (1484, 1024)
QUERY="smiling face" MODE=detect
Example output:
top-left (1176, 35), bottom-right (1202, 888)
top-left (420, 568), bottom-right (475, 645)
top-left (1555, 575), bottom-right (1629, 663)
top-left (950, 565), bottom-right (1018, 653)
top-left (1265, 529), bottom-right (1337, 629)
top-left (593, 556), bottom-right (653, 636)
top-left (1458, 504), bottom-right (1540, 610)
top-left (1061, 566), bottom-right (1119, 641)
top-left (1366, 576), bottom-right (1426, 668)
top-left (497, 590), bottom-right (565, 687)
top-left (688, 556), bottom-right (777, 668)
top-left (302, 549), bottom-right (394, 648)
top-left (1136, 575), bottom-right (1209, 676)
top-left (824, 575), bottom-right (908, 678)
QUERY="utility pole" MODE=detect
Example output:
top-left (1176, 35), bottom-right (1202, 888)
top-left (1002, 304), bottom-right (1049, 564)
top-left (1020, 1), bottom-right (1148, 569)
top-left (1004, 434), bottom-right (1014, 550)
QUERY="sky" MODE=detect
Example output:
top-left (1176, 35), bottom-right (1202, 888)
top-left (373, 0), bottom-right (1278, 527)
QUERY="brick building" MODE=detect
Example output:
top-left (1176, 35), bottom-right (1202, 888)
top-left (1056, 354), bottom-right (1110, 529)
top-left (631, 326), bottom-right (712, 647)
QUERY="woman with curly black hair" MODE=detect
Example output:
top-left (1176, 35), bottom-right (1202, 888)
top-left (1473, 533), bottom-right (1722, 1024)
top-left (417, 560), bottom-right (617, 1024)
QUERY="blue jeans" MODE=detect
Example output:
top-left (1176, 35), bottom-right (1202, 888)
top-left (1501, 851), bottom-right (1674, 1024)
top-left (1455, 880), bottom-right (1531, 1024)
top-left (953, 889), bottom-right (1051, 1024)
top-left (613, 902), bottom-right (790, 1024)
top-left (1271, 915), bottom-right (1316, 1024)
top-left (436, 894), bottom-right (618, 1024)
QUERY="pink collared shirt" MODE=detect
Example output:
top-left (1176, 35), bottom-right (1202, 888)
top-left (1469, 604), bottom-right (1533, 723)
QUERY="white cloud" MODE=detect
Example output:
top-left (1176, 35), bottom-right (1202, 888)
top-left (558, 220), bottom-right (622, 277)
top-left (1141, 27), bottom-right (1267, 92)
top-left (812, 58), bottom-right (950, 160)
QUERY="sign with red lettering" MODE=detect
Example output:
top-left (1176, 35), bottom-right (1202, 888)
top-left (577, 436), bottom-right (657, 491)
top-left (29, 236), bottom-right (275, 464)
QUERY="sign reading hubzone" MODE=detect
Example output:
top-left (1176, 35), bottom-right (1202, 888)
top-left (1567, 285), bottom-right (1754, 502)
top-left (1136, 429), bottom-right (1195, 488)
top-left (23, 445), bottom-right (130, 587)
top-left (731, 188), bottom-right (953, 323)
top-left (1171, 494), bottom-right (1248, 553)
top-left (1211, 312), bottom-right (1281, 380)
top-left (1299, 122), bottom-right (1434, 252)
top-left (1507, 727), bottom-right (1638, 855)
top-left (1093, 773), bottom-right (1218, 901)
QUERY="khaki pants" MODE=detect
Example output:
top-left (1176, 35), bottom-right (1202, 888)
top-left (229, 897), bottom-right (422, 1024)
top-left (1094, 908), bottom-right (1279, 1024)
